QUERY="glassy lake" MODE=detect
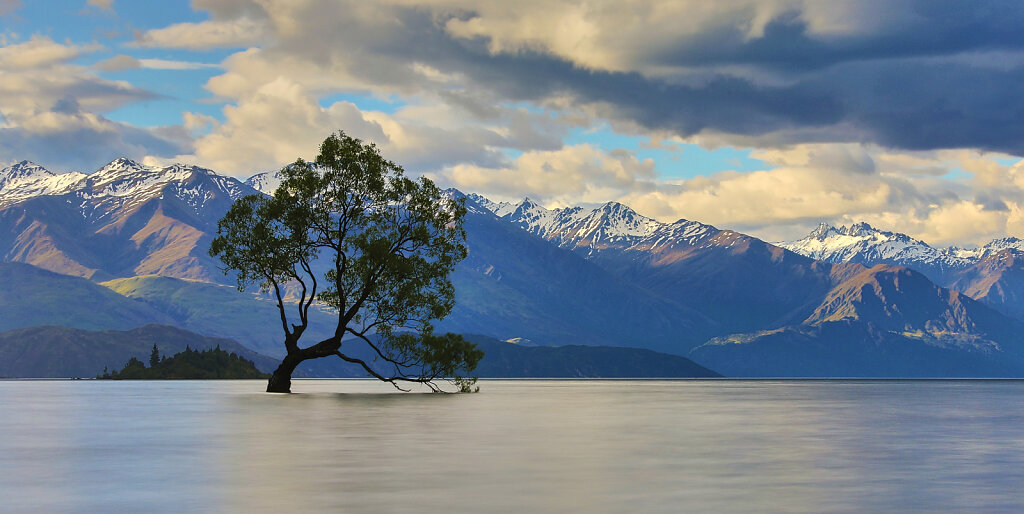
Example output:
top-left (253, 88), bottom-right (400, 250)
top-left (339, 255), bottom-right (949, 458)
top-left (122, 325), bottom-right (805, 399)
top-left (2, 379), bottom-right (1024, 512)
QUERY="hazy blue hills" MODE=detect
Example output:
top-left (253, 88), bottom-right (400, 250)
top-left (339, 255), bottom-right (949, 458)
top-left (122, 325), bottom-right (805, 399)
top-left (6, 159), bottom-right (1024, 377)
top-left (0, 324), bottom-right (278, 379)
top-left (0, 325), bottom-right (720, 379)
top-left (780, 222), bottom-right (1024, 323)
top-left (101, 274), bottom-right (339, 358)
top-left (288, 334), bottom-right (721, 379)
top-left (0, 262), bottom-right (173, 332)
top-left (692, 265), bottom-right (1024, 377)
top-left (439, 197), bottom-right (720, 353)
top-left (690, 321), bottom-right (1024, 378)
top-left (465, 335), bottom-right (720, 378)
top-left (949, 249), bottom-right (1024, 321)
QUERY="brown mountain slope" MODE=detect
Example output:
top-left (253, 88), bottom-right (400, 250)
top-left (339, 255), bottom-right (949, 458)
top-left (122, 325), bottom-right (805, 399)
top-left (0, 166), bottom-right (252, 283)
top-left (949, 249), bottom-right (1024, 321)
top-left (690, 264), bottom-right (1024, 377)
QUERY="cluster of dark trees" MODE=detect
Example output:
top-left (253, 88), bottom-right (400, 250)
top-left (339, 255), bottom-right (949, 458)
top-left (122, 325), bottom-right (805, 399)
top-left (98, 345), bottom-right (268, 379)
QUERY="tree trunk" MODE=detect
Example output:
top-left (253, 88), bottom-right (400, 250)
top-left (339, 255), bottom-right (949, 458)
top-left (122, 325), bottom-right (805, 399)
top-left (266, 353), bottom-right (304, 393)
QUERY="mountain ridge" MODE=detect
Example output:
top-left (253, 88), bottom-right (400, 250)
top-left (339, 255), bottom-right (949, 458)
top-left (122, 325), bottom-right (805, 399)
top-left (5, 158), bottom-right (1024, 377)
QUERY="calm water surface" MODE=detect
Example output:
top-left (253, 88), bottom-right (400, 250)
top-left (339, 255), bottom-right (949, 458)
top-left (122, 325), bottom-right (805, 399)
top-left (2, 379), bottom-right (1023, 512)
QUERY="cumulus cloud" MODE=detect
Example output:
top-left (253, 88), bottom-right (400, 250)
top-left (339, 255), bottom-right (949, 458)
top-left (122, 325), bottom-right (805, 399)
top-left (0, 37), bottom-right (190, 171)
top-left (171, 77), bottom-right (568, 176)
top-left (96, 55), bottom-right (220, 71)
top-left (614, 144), bottom-right (1024, 246)
top-left (134, 17), bottom-right (268, 49)
top-left (120, 0), bottom-right (1024, 245)
top-left (441, 145), bottom-right (657, 205)
top-left (95, 54), bottom-right (141, 71)
top-left (134, 0), bottom-right (1024, 156)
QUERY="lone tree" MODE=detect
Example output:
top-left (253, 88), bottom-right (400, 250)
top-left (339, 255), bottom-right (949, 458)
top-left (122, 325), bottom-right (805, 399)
top-left (210, 131), bottom-right (482, 393)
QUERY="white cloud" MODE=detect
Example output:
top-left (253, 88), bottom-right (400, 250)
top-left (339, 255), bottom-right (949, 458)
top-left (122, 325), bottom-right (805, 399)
top-left (95, 54), bottom-right (141, 71)
top-left (134, 17), bottom-right (268, 50)
top-left (441, 144), bottom-right (657, 205)
top-left (171, 76), bottom-right (566, 176)
top-left (137, 58), bottom-right (220, 70)
top-left (97, 54), bottom-right (221, 72)
top-left (0, 37), bottom-right (188, 171)
top-left (124, 0), bottom-right (1024, 246)
top-left (616, 144), bottom-right (1024, 246)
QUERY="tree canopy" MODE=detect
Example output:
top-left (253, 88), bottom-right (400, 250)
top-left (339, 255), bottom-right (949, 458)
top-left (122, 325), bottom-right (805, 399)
top-left (210, 131), bottom-right (482, 393)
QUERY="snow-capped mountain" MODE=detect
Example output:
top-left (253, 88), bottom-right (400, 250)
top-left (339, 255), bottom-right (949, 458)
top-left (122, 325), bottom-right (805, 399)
top-left (7, 167), bottom-right (1024, 377)
top-left (777, 222), bottom-right (1024, 284)
top-left (0, 158), bottom-right (259, 282)
top-left (962, 237), bottom-right (1024, 260)
top-left (468, 195), bottom-right (847, 333)
top-left (474, 196), bottom-right (720, 258)
top-left (776, 222), bottom-right (975, 283)
top-left (0, 160), bottom-right (88, 207)
top-left (244, 170), bottom-right (282, 195)
top-left (0, 158), bottom-right (252, 214)
top-left (72, 158), bottom-right (253, 221)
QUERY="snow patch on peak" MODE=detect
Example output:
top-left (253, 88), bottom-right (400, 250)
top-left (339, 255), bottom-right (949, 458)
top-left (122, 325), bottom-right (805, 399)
top-left (808, 222), bottom-right (836, 237)
top-left (464, 192), bottom-right (516, 216)
top-left (0, 161), bottom-right (86, 206)
top-left (2, 160), bottom-right (52, 180)
top-left (844, 221), bottom-right (875, 236)
top-left (778, 221), bottom-right (992, 282)
top-left (0, 157), bottom-right (254, 211)
top-left (245, 171), bottom-right (282, 195)
top-left (463, 191), bottom-right (719, 255)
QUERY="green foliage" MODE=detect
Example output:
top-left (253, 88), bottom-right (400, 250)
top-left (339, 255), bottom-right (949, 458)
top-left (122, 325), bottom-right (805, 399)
top-left (99, 346), bottom-right (269, 380)
top-left (209, 130), bottom-right (480, 392)
top-left (149, 343), bottom-right (160, 367)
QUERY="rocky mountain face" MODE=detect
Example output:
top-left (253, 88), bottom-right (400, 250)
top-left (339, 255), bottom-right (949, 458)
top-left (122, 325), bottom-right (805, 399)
top-left (472, 195), bottom-right (842, 333)
top-left (0, 159), bottom-right (257, 282)
top-left (949, 249), bottom-right (1024, 321)
top-left (691, 264), bottom-right (1024, 377)
top-left (439, 192), bottom-right (722, 354)
top-left (4, 158), bottom-right (1024, 377)
top-left (778, 222), bottom-right (1024, 322)
top-left (243, 170), bottom-right (281, 195)
top-left (778, 222), bottom-right (973, 283)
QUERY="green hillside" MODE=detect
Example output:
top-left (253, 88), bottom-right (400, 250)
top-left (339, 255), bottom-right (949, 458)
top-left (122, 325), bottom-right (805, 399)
top-left (0, 262), bottom-right (172, 332)
top-left (102, 275), bottom-right (338, 357)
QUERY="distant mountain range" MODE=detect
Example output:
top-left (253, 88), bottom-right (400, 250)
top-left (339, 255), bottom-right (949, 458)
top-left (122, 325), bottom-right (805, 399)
top-left (0, 323), bottom-right (718, 379)
top-left (0, 159), bottom-right (254, 282)
top-left (0, 324), bottom-right (278, 379)
top-left (4, 158), bottom-right (1024, 377)
top-left (778, 222), bottom-right (1024, 321)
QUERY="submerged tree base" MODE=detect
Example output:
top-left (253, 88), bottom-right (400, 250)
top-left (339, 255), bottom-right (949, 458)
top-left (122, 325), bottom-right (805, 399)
top-left (266, 358), bottom-right (300, 392)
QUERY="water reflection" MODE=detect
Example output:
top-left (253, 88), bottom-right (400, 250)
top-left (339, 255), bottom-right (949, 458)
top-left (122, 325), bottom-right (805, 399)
top-left (2, 380), bottom-right (1023, 512)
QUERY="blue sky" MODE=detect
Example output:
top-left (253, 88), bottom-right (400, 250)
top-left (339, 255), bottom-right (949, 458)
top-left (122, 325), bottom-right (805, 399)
top-left (2, 0), bottom-right (1024, 245)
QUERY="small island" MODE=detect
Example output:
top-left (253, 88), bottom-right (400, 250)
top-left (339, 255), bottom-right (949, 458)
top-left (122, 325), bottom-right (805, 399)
top-left (99, 345), bottom-right (269, 380)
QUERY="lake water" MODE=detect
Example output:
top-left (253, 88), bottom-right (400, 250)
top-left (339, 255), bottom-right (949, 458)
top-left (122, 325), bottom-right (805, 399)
top-left (2, 380), bottom-right (1023, 513)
